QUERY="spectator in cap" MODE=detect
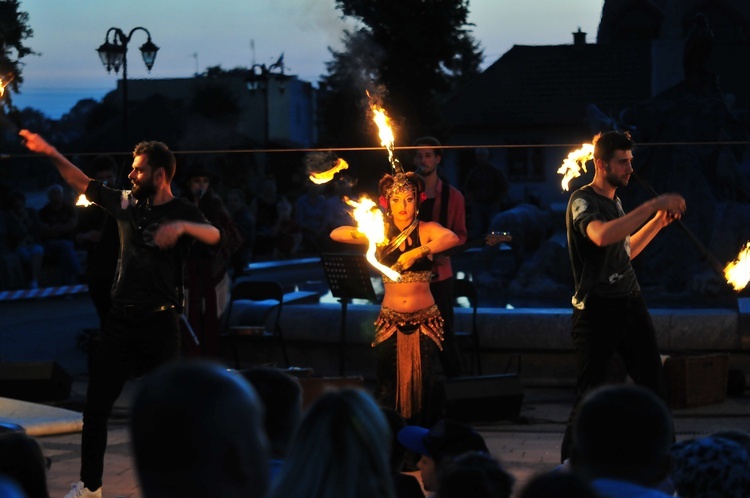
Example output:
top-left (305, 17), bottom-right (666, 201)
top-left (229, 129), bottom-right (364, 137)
top-left (669, 435), bottom-right (750, 498)
top-left (397, 420), bottom-right (489, 493)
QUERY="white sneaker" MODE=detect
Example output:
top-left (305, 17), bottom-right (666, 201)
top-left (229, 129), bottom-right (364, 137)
top-left (63, 481), bottom-right (102, 498)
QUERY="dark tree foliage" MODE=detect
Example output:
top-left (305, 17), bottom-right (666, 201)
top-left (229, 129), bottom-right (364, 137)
top-left (0, 0), bottom-right (36, 111)
top-left (320, 0), bottom-right (483, 148)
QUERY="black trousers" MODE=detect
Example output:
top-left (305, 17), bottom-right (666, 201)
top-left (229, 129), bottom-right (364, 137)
top-left (560, 292), bottom-right (669, 462)
top-left (80, 306), bottom-right (181, 490)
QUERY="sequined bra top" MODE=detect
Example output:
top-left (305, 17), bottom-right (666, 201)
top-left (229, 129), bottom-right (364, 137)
top-left (379, 222), bottom-right (433, 284)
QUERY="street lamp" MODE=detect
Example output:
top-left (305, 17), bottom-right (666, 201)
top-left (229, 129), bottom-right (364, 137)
top-left (96, 27), bottom-right (159, 147)
top-left (246, 54), bottom-right (288, 145)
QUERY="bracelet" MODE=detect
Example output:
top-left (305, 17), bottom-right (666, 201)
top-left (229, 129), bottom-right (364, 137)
top-left (420, 245), bottom-right (431, 256)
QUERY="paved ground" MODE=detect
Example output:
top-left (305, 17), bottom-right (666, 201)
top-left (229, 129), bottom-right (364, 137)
top-left (3, 294), bottom-right (750, 498)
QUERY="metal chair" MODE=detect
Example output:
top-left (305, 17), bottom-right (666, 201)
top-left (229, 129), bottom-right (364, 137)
top-left (452, 278), bottom-right (482, 375)
top-left (222, 278), bottom-right (289, 369)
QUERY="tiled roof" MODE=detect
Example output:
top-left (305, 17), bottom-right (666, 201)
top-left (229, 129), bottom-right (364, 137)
top-left (445, 42), bottom-right (653, 128)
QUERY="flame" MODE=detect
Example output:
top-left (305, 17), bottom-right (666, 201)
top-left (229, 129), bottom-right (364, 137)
top-left (76, 194), bottom-right (93, 207)
top-left (0, 75), bottom-right (14, 98)
top-left (724, 242), bottom-right (750, 291)
top-left (558, 143), bottom-right (595, 191)
top-left (346, 195), bottom-right (401, 281)
top-left (367, 93), bottom-right (402, 173)
top-left (309, 158), bottom-right (349, 185)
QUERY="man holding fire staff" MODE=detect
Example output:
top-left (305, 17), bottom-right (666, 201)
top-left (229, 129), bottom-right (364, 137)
top-left (561, 130), bottom-right (686, 462)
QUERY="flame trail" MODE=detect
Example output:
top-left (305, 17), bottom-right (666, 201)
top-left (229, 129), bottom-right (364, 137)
top-left (558, 144), bottom-right (594, 191)
top-left (725, 242), bottom-right (750, 291)
top-left (309, 158), bottom-right (349, 184)
top-left (346, 196), bottom-right (401, 281)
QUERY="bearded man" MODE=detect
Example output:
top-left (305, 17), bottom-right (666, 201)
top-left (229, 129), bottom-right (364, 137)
top-left (20, 130), bottom-right (221, 498)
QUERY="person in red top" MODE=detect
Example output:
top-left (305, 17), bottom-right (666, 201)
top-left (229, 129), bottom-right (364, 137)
top-left (413, 136), bottom-right (468, 378)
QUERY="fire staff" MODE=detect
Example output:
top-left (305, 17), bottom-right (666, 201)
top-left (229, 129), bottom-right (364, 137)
top-left (19, 129), bottom-right (221, 498)
top-left (560, 130), bottom-right (686, 463)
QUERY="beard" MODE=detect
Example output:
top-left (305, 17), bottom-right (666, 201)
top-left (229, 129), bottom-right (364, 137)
top-left (132, 176), bottom-right (157, 200)
top-left (604, 170), bottom-right (629, 189)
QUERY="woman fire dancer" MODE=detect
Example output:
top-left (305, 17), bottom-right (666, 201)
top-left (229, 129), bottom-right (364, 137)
top-left (330, 171), bottom-right (459, 424)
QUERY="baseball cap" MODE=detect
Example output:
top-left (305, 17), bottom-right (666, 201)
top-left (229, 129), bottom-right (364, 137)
top-left (397, 420), bottom-right (489, 461)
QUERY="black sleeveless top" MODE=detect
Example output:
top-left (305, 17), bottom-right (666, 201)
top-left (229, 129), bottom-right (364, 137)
top-left (378, 222), bottom-right (433, 272)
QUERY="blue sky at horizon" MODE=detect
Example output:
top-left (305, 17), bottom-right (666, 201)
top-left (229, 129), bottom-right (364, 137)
top-left (11, 0), bottom-right (603, 119)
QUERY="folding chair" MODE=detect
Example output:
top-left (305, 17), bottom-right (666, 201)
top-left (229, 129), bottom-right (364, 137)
top-left (452, 278), bottom-right (482, 375)
top-left (222, 278), bottom-right (289, 369)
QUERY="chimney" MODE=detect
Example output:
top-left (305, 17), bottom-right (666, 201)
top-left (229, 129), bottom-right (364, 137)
top-left (573, 27), bottom-right (587, 46)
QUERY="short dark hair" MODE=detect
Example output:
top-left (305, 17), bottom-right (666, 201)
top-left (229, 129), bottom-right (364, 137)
top-left (413, 136), bottom-right (443, 157)
top-left (572, 385), bottom-right (673, 483)
top-left (240, 367), bottom-right (302, 458)
top-left (592, 131), bottom-right (633, 163)
top-left (133, 141), bottom-right (176, 181)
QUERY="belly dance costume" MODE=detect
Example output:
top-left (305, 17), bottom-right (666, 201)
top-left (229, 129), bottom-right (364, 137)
top-left (374, 220), bottom-right (444, 421)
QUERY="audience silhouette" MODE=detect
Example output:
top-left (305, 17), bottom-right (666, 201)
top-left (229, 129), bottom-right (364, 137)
top-left (130, 360), bottom-right (269, 498)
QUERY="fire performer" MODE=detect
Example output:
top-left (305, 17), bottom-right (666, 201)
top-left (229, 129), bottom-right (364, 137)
top-left (330, 171), bottom-right (459, 424)
top-left (560, 131), bottom-right (686, 463)
top-left (18, 129), bottom-right (221, 498)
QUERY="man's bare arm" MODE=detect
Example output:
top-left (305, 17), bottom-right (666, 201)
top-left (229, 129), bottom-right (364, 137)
top-left (586, 194), bottom-right (685, 247)
top-left (19, 130), bottom-right (91, 194)
top-left (153, 221), bottom-right (221, 249)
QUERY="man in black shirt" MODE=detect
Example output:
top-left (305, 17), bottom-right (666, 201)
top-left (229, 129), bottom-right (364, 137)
top-left (20, 129), bottom-right (221, 498)
top-left (560, 131), bottom-right (686, 463)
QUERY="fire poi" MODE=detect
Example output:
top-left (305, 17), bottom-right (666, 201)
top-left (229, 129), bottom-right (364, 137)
top-left (309, 158), bottom-right (349, 185)
top-left (557, 143), bottom-right (594, 191)
top-left (725, 242), bottom-right (750, 291)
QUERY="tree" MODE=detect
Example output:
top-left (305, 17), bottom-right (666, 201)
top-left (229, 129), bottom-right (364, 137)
top-left (320, 0), bottom-right (483, 148)
top-left (0, 0), bottom-right (36, 111)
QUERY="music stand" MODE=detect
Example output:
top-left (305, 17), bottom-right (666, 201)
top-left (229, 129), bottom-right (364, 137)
top-left (320, 253), bottom-right (377, 376)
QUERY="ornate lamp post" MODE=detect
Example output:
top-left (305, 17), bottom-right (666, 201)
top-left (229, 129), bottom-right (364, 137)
top-left (246, 54), bottom-right (288, 145)
top-left (96, 27), bottom-right (159, 147)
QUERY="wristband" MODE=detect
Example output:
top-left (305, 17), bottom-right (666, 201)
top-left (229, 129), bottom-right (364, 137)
top-left (420, 245), bottom-right (431, 256)
top-left (350, 230), bottom-right (359, 239)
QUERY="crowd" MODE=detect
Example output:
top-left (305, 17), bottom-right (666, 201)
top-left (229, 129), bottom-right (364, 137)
top-left (2, 370), bottom-right (749, 498)
top-left (0, 143), bottom-right (514, 292)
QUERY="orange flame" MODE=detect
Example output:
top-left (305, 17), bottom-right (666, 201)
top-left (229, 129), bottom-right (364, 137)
top-left (76, 194), bottom-right (93, 207)
top-left (367, 93), bottom-right (402, 173)
top-left (309, 158), bottom-right (349, 185)
top-left (558, 144), bottom-right (595, 191)
top-left (0, 75), bottom-right (14, 98)
top-left (724, 242), bottom-right (750, 291)
top-left (346, 195), bottom-right (401, 281)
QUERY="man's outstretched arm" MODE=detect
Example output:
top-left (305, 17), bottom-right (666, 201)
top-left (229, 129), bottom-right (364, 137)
top-left (153, 221), bottom-right (221, 249)
top-left (20, 130), bottom-right (91, 194)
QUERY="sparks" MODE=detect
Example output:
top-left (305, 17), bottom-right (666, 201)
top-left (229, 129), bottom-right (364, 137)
top-left (346, 195), bottom-right (401, 281)
top-left (309, 158), bottom-right (349, 185)
top-left (558, 143), bottom-right (595, 191)
top-left (724, 242), bottom-right (750, 291)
